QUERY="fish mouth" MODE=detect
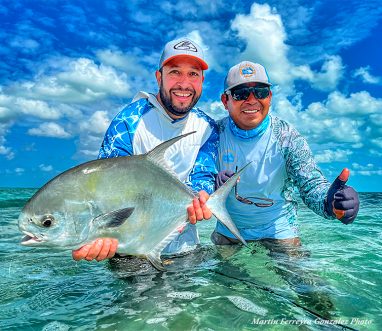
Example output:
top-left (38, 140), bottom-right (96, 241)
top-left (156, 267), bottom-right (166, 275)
top-left (21, 231), bottom-right (43, 246)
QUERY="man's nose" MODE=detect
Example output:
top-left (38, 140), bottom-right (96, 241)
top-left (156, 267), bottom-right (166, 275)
top-left (176, 74), bottom-right (192, 86)
top-left (245, 91), bottom-right (260, 103)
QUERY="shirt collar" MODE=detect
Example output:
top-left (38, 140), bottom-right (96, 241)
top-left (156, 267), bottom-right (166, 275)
top-left (229, 114), bottom-right (270, 139)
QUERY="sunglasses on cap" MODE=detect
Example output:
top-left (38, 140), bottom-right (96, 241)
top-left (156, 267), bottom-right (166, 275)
top-left (226, 85), bottom-right (270, 101)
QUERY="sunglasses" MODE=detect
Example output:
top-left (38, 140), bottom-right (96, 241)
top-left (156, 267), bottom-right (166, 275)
top-left (233, 166), bottom-right (274, 207)
top-left (226, 86), bottom-right (270, 101)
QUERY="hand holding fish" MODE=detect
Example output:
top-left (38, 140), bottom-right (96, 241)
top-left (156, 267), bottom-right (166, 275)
top-left (187, 190), bottom-right (212, 224)
top-left (72, 238), bottom-right (118, 261)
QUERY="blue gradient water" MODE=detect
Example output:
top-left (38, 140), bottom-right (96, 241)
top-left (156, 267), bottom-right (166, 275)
top-left (0, 189), bottom-right (380, 330)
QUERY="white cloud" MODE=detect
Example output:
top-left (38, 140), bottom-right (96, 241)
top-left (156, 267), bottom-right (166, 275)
top-left (230, 3), bottom-right (344, 93)
top-left (39, 164), bottom-right (53, 172)
top-left (284, 56), bottom-right (344, 91)
top-left (353, 66), bottom-right (381, 84)
top-left (202, 100), bottom-right (227, 120)
top-left (0, 144), bottom-right (13, 159)
top-left (14, 58), bottom-right (131, 104)
top-left (314, 149), bottom-right (353, 163)
top-left (0, 123), bottom-right (14, 160)
top-left (350, 162), bottom-right (382, 176)
top-left (352, 163), bottom-right (373, 170)
top-left (10, 37), bottom-right (40, 51)
top-left (15, 98), bottom-right (61, 120)
top-left (28, 122), bottom-right (71, 139)
top-left (96, 49), bottom-right (132, 71)
top-left (1, 93), bottom-right (62, 121)
top-left (75, 110), bottom-right (114, 158)
top-left (15, 167), bottom-right (25, 175)
top-left (95, 48), bottom-right (156, 92)
top-left (273, 90), bottom-right (382, 154)
top-left (371, 137), bottom-right (382, 148)
top-left (350, 163), bottom-right (382, 176)
top-left (231, 3), bottom-right (291, 87)
top-left (0, 106), bottom-right (14, 121)
top-left (79, 110), bottom-right (110, 135)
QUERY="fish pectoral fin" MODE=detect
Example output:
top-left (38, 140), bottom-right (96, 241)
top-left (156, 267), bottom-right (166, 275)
top-left (147, 251), bottom-right (165, 271)
top-left (94, 207), bottom-right (135, 228)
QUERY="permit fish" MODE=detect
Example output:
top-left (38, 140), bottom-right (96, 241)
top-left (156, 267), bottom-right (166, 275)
top-left (18, 132), bottom-right (247, 270)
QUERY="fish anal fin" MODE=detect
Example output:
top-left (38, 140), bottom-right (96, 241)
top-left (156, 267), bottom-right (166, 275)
top-left (147, 251), bottom-right (165, 271)
top-left (94, 207), bottom-right (135, 228)
top-left (146, 220), bottom-right (188, 271)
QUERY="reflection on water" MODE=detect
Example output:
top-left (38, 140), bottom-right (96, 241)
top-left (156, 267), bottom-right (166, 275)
top-left (0, 190), bottom-right (381, 330)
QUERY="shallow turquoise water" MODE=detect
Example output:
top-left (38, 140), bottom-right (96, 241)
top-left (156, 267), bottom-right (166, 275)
top-left (0, 189), bottom-right (381, 330)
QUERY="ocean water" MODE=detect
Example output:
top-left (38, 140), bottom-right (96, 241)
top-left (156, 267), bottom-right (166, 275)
top-left (0, 189), bottom-right (381, 331)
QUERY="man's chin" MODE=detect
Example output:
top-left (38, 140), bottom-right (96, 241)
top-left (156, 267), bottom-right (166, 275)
top-left (169, 102), bottom-right (195, 115)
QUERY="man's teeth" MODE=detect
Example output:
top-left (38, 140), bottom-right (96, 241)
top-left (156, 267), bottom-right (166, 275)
top-left (243, 110), bottom-right (258, 113)
top-left (174, 92), bottom-right (192, 97)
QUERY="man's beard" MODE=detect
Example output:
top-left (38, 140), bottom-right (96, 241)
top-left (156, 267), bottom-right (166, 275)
top-left (159, 81), bottom-right (201, 117)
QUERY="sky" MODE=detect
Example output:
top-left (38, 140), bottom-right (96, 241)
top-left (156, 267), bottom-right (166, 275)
top-left (0, 0), bottom-right (381, 192)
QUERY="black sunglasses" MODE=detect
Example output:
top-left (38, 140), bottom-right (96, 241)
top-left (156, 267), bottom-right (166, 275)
top-left (233, 166), bottom-right (274, 207)
top-left (226, 86), bottom-right (270, 101)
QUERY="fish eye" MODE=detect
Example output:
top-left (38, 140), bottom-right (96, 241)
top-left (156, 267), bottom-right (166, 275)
top-left (41, 215), bottom-right (55, 228)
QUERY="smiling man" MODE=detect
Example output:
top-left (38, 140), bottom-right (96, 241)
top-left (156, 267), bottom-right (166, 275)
top-left (72, 37), bottom-right (217, 261)
top-left (213, 61), bottom-right (359, 247)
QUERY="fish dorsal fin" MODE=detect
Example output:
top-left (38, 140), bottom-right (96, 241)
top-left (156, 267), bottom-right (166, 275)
top-left (146, 220), bottom-right (187, 271)
top-left (146, 132), bottom-right (196, 175)
top-left (94, 207), bottom-right (135, 228)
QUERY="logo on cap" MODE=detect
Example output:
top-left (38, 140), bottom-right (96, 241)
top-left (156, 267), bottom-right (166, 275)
top-left (174, 40), bottom-right (197, 52)
top-left (239, 63), bottom-right (256, 78)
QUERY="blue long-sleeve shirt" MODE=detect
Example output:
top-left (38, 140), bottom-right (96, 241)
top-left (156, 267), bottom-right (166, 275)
top-left (216, 115), bottom-right (331, 240)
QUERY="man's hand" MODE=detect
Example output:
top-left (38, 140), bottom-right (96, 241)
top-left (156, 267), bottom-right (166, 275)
top-left (187, 190), bottom-right (212, 224)
top-left (325, 168), bottom-right (360, 224)
top-left (215, 170), bottom-right (235, 190)
top-left (72, 238), bottom-right (119, 261)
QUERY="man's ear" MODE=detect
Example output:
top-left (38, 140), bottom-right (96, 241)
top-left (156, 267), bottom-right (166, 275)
top-left (155, 70), bottom-right (161, 87)
top-left (221, 93), bottom-right (228, 109)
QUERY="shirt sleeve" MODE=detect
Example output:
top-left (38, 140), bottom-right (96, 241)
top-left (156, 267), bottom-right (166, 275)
top-left (185, 124), bottom-right (219, 194)
top-left (280, 123), bottom-right (332, 218)
top-left (98, 107), bottom-right (134, 159)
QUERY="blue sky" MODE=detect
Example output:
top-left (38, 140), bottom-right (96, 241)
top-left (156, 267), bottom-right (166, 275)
top-left (0, 0), bottom-right (381, 192)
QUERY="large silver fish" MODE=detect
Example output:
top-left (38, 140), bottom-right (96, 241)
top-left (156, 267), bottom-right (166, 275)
top-left (18, 132), bottom-right (247, 270)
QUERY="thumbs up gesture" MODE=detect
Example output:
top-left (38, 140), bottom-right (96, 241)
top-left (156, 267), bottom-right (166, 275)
top-left (325, 168), bottom-right (360, 224)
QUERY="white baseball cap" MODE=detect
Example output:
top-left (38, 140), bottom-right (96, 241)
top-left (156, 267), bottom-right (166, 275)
top-left (158, 37), bottom-right (208, 70)
top-left (224, 61), bottom-right (271, 91)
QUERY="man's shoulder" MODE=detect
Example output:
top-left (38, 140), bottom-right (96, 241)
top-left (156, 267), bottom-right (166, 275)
top-left (111, 98), bottom-right (151, 125)
top-left (270, 115), bottom-right (298, 135)
top-left (120, 98), bottom-right (151, 115)
top-left (216, 116), bottom-right (230, 133)
top-left (190, 107), bottom-right (217, 129)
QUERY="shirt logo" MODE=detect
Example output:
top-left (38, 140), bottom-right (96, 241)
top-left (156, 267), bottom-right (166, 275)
top-left (174, 40), bottom-right (197, 52)
top-left (239, 63), bottom-right (256, 78)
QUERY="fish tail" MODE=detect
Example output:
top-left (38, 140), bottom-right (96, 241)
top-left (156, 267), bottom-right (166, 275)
top-left (208, 164), bottom-right (251, 246)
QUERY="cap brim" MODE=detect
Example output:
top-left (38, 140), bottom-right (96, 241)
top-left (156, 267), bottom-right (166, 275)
top-left (161, 55), bottom-right (208, 70)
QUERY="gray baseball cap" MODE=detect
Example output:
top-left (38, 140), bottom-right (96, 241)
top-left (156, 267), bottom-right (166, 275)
top-left (224, 61), bottom-right (271, 91)
top-left (158, 37), bottom-right (208, 70)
